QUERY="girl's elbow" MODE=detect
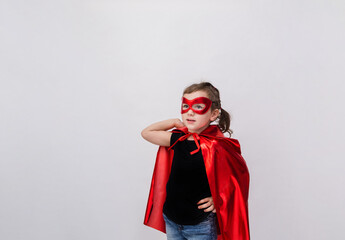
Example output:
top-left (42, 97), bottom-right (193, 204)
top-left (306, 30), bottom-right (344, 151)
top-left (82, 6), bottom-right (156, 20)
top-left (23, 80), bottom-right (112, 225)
top-left (141, 129), bottom-right (153, 142)
top-left (141, 130), bottom-right (148, 140)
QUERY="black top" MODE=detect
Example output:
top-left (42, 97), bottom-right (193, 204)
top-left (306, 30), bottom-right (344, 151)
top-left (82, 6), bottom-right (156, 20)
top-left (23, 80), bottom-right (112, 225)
top-left (163, 132), bottom-right (212, 225)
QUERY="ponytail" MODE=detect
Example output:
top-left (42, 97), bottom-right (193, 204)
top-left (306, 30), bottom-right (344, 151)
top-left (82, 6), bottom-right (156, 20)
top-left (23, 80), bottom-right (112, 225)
top-left (218, 107), bottom-right (233, 137)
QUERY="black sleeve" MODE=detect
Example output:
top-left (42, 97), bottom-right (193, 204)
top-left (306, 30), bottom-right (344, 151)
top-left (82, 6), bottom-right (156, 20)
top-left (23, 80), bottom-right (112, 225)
top-left (170, 132), bottom-right (184, 149)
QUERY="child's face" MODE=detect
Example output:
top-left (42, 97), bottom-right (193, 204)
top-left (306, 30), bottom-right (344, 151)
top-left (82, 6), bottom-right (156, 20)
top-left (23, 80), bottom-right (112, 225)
top-left (181, 90), bottom-right (219, 134)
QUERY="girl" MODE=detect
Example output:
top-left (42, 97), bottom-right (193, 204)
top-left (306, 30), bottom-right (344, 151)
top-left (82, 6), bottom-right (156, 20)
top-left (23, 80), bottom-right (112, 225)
top-left (142, 82), bottom-right (250, 240)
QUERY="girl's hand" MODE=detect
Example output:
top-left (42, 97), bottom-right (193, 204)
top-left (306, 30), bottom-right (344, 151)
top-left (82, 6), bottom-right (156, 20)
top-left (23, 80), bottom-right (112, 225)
top-left (174, 119), bottom-right (185, 128)
top-left (197, 197), bottom-right (216, 213)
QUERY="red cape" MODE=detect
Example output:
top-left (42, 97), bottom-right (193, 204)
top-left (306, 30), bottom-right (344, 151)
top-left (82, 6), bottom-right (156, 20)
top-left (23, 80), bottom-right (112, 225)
top-left (144, 125), bottom-right (250, 240)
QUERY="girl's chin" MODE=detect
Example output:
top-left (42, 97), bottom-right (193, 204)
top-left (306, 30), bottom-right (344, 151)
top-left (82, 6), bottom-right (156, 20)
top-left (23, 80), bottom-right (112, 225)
top-left (186, 127), bottom-right (201, 134)
top-left (187, 125), bottom-right (210, 134)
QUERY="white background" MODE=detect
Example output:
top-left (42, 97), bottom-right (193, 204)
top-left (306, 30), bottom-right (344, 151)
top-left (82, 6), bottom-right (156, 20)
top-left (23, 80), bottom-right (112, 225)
top-left (1, 0), bottom-right (344, 239)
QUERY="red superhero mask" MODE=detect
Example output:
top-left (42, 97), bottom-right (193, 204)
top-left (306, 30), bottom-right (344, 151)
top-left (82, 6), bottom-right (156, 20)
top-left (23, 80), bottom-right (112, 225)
top-left (181, 97), bottom-right (213, 115)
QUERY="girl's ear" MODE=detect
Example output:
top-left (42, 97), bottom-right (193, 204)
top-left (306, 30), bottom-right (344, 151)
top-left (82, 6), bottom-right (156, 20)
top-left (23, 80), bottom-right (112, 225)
top-left (210, 109), bottom-right (220, 122)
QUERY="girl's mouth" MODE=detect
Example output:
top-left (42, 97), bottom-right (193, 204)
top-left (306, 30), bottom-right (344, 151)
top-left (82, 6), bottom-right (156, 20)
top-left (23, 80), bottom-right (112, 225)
top-left (187, 119), bottom-right (196, 123)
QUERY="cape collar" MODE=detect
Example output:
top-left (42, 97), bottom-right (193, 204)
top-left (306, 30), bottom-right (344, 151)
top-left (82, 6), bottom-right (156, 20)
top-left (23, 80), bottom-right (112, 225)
top-left (168, 125), bottom-right (225, 155)
top-left (175, 124), bottom-right (225, 138)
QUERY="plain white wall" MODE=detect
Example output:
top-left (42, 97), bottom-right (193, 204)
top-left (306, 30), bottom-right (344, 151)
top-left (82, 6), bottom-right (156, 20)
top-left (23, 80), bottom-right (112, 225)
top-left (1, 0), bottom-right (344, 239)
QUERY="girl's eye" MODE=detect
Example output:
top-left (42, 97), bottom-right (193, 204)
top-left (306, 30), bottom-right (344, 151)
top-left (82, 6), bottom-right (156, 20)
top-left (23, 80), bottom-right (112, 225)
top-left (182, 104), bottom-right (189, 109)
top-left (193, 104), bottom-right (205, 110)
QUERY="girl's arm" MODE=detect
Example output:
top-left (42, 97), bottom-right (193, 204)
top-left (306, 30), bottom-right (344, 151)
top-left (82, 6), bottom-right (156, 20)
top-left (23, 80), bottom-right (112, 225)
top-left (141, 118), bottom-right (185, 147)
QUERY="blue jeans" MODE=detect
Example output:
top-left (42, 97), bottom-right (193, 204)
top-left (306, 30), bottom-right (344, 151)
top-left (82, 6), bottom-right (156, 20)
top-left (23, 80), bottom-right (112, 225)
top-left (163, 213), bottom-right (218, 240)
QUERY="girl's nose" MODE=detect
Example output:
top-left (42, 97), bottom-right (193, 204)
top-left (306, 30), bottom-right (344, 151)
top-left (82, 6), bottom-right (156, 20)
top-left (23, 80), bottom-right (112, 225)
top-left (187, 109), bottom-right (194, 115)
